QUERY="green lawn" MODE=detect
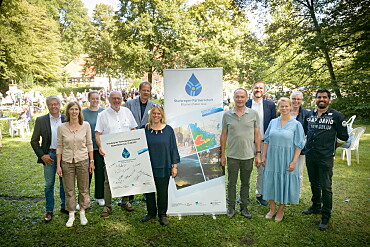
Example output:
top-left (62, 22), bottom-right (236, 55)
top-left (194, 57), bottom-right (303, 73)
top-left (0, 125), bottom-right (369, 246)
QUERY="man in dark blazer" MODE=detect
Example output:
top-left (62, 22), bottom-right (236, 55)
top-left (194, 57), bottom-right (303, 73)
top-left (246, 81), bottom-right (276, 206)
top-left (125, 81), bottom-right (157, 128)
top-left (125, 81), bottom-right (157, 202)
top-left (30, 95), bottom-right (67, 222)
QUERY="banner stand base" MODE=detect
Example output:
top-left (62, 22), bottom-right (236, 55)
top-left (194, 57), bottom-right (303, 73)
top-left (172, 212), bottom-right (221, 220)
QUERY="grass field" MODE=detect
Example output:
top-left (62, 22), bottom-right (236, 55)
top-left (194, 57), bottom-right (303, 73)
top-left (0, 124), bottom-right (369, 246)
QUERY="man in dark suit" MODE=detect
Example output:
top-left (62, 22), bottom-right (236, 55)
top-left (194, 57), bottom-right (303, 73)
top-left (125, 82), bottom-right (157, 202)
top-left (246, 81), bottom-right (276, 206)
top-left (31, 95), bottom-right (67, 222)
top-left (125, 81), bottom-right (157, 128)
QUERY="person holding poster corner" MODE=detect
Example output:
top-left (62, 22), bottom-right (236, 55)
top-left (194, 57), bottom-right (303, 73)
top-left (140, 106), bottom-right (180, 226)
top-left (95, 91), bottom-right (138, 217)
top-left (220, 88), bottom-right (261, 219)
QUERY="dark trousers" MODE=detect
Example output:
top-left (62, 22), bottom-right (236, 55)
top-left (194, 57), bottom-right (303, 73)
top-left (89, 150), bottom-right (105, 199)
top-left (227, 157), bottom-right (254, 209)
top-left (145, 177), bottom-right (170, 217)
top-left (306, 155), bottom-right (334, 219)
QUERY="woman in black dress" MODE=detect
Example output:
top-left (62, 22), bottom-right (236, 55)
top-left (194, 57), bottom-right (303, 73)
top-left (140, 106), bottom-right (180, 226)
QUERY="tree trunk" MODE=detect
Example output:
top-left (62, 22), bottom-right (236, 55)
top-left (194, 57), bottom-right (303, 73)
top-left (306, 0), bottom-right (342, 98)
top-left (148, 67), bottom-right (153, 83)
top-left (108, 75), bottom-right (112, 91)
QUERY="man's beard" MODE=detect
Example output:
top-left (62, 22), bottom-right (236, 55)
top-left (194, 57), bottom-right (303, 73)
top-left (111, 105), bottom-right (120, 111)
top-left (317, 101), bottom-right (328, 109)
top-left (254, 93), bottom-right (263, 98)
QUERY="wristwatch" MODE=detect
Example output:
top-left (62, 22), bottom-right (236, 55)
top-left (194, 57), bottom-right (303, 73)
top-left (89, 160), bottom-right (94, 163)
top-left (256, 151), bottom-right (262, 153)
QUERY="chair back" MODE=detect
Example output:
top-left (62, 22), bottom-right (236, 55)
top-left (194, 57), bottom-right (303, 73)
top-left (349, 127), bottom-right (366, 150)
top-left (346, 115), bottom-right (356, 130)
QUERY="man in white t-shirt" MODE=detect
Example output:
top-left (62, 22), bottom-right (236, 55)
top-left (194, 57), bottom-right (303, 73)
top-left (95, 91), bottom-right (138, 217)
top-left (246, 81), bottom-right (276, 206)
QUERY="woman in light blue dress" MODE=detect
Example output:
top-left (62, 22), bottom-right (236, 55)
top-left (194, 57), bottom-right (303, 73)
top-left (261, 97), bottom-right (305, 221)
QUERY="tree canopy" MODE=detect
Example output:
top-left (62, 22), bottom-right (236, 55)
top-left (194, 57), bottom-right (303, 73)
top-left (0, 0), bottom-right (368, 99)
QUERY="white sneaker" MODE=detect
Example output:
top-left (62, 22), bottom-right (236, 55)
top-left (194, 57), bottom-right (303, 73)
top-left (66, 214), bottom-right (75, 227)
top-left (80, 211), bottom-right (88, 226)
top-left (96, 199), bottom-right (105, 206)
top-left (76, 204), bottom-right (80, 210)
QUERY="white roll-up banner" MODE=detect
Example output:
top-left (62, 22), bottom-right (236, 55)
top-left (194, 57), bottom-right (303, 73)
top-left (164, 68), bottom-right (226, 216)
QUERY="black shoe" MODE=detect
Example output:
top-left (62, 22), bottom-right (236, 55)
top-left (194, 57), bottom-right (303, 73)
top-left (256, 196), bottom-right (268, 206)
top-left (227, 208), bottom-right (235, 218)
top-left (140, 214), bottom-right (155, 223)
top-left (241, 208), bottom-right (252, 219)
top-left (60, 208), bottom-right (69, 214)
top-left (318, 218), bottom-right (329, 231)
top-left (159, 216), bottom-right (169, 226)
top-left (302, 206), bottom-right (322, 215)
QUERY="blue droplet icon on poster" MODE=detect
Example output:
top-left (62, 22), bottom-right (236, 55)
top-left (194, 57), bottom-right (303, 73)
top-left (185, 73), bottom-right (202, 96)
top-left (122, 148), bottom-right (130, 159)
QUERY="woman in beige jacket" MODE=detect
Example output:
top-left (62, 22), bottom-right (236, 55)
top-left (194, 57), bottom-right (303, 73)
top-left (57, 101), bottom-right (94, 227)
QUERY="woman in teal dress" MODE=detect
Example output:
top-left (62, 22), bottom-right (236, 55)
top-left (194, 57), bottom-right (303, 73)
top-left (261, 97), bottom-right (305, 221)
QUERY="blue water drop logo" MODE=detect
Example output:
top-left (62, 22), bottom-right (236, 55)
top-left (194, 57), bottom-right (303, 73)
top-left (122, 148), bottom-right (130, 159)
top-left (185, 73), bottom-right (202, 96)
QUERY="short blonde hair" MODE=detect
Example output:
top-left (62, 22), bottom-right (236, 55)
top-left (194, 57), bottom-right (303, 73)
top-left (277, 97), bottom-right (292, 107)
top-left (146, 106), bottom-right (166, 129)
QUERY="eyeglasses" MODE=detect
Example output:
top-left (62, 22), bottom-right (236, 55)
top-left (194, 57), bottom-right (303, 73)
top-left (110, 97), bottom-right (122, 100)
top-left (48, 103), bottom-right (59, 107)
top-left (151, 104), bottom-right (163, 109)
top-left (291, 98), bottom-right (302, 101)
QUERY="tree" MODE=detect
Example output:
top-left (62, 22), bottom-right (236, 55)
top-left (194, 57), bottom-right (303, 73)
top-left (85, 4), bottom-right (120, 90)
top-left (237, 0), bottom-right (370, 97)
top-left (115, 0), bottom-right (187, 83)
top-left (31, 0), bottom-right (90, 65)
top-left (186, 0), bottom-right (255, 84)
top-left (0, 0), bottom-right (63, 90)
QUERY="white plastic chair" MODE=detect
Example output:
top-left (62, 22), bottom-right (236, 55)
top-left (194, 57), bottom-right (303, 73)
top-left (341, 127), bottom-right (366, 166)
top-left (346, 115), bottom-right (356, 130)
top-left (9, 119), bottom-right (29, 138)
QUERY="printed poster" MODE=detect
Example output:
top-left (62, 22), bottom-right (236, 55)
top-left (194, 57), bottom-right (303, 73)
top-left (100, 129), bottom-right (156, 197)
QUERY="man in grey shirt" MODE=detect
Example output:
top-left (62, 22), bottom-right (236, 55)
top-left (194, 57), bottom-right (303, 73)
top-left (221, 88), bottom-right (262, 219)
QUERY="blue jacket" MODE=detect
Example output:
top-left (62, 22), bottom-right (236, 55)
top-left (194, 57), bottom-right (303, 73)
top-left (246, 99), bottom-right (276, 134)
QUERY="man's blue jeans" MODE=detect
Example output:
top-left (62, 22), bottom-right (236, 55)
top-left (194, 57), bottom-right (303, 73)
top-left (43, 151), bottom-right (65, 212)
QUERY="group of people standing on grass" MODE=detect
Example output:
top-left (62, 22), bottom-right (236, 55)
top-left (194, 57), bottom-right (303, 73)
top-left (221, 81), bottom-right (349, 231)
top-left (31, 80), bottom-right (348, 231)
top-left (31, 82), bottom-right (179, 227)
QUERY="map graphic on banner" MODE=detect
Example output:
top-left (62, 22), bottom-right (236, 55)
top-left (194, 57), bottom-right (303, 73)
top-left (173, 114), bottom-right (223, 190)
top-left (164, 68), bottom-right (226, 216)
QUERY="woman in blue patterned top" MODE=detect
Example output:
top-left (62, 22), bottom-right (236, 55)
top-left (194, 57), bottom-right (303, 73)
top-left (140, 106), bottom-right (180, 226)
top-left (261, 97), bottom-right (305, 222)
